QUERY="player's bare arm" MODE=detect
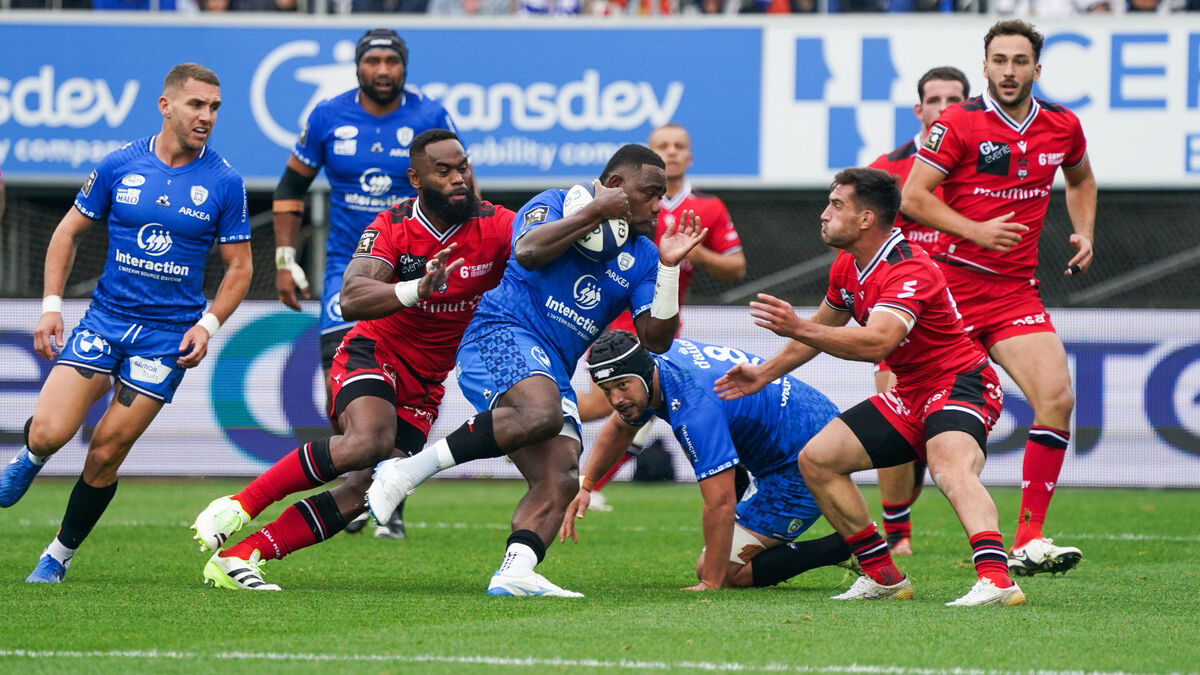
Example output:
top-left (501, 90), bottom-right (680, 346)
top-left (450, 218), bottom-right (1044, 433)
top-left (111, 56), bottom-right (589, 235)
top-left (35, 207), bottom-right (97, 360)
top-left (340, 244), bottom-right (465, 321)
top-left (514, 180), bottom-right (631, 270)
top-left (273, 156), bottom-right (319, 309)
top-left (685, 468), bottom-right (738, 592)
top-left (561, 410), bottom-right (640, 543)
top-left (714, 302), bottom-right (848, 400)
top-left (750, 293), bottom-right (908, 363)
top-left (178, 240), bottom-right (252, 369)
top-left (902, 161), bottom-right (1028, 253)
top-left (1062, 154), bottom-right (1097, 277)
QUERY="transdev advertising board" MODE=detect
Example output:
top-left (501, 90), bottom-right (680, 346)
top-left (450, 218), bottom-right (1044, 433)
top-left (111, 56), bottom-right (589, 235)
top-left (2, 16), bottom-right (1200, 188)
top-left (1, 302), bottom-right (1198, 488)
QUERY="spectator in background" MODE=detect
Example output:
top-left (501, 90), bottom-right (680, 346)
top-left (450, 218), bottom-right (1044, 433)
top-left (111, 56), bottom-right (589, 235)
top-left (0, 168), bottom-right (6, 227)
top-left (353, 0), bottom-right (429, 10)
top-left (234, 0), bottom-right (297, 10)
top-left (518, 0), bottom-right (584, 12)
top-left (427, 0), bottom-right (513, 13)
top-left (92, 0), bottom-right (200, 10)
top-left (993, 0), bottom-right (1110, 14)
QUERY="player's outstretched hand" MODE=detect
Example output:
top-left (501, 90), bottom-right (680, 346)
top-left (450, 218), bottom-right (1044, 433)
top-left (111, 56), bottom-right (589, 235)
top-left (276, 268), bottom-right (311, 312)
top-left (974, 212), bottom-right (1029, 253)
top-left (33, 312), bottom-right (65, 360)
top-left (749, 293), bottom-right (804, 340)
top-left (590, 178), bottom-right (632, 223)
top-left (1064, 233), bottom-right (1093, 276)
top-left (417, 243), bottom-right (466, 299)
top-left (714, 361), bottom-right (772, 400)
top-left (559, 489), bottom-right (592, 543)
top-left (681, 580), bottom-right (721, 592)
top-left (658, 209), bottom-right (708, 267)
top-left (177, 326), bottom-right (211, 369)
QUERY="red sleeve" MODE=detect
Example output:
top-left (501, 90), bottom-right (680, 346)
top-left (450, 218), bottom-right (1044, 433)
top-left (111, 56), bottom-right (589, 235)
top-left (872, 258), bottom-right (939, 325)
top-left (703, 199), bottom-right (742, 255)
top-left (868, 153), bottom-right (889, 171)
top-left (1064, 113), bottom-right (1088, 170)
top-left (352, 210), bottom-right (400, 268)
top-left (824, 253), bottom-right (852, 311)
top-left (917, 107), bottom-right (967, 175)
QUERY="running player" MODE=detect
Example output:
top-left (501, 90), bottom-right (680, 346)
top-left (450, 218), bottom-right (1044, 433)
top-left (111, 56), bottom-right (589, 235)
top-left (0, 64), bottom-right (252, 584)
top-left (902, 19), bottom-right (1094, 576)
top-left (192, 130), bottom-right (514, 590)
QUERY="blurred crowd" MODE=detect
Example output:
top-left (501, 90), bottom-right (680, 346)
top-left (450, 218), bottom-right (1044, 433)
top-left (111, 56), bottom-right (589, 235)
top-left (5, 0), bottom-right (1195, 15)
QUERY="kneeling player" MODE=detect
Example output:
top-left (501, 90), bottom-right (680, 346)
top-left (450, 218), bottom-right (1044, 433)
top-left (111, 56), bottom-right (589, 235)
top-left (562, 332), bottom-right (855, 590)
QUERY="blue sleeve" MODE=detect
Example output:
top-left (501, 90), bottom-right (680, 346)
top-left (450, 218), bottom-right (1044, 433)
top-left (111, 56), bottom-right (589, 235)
top-left (513, 190), bottom-right (563, 243)
top-left (216, 171), bottom-right (251, 244)
top-left (292, 102), bottom-right (325, 169)
top-left (672, 395), bottom-right (739, 480)
top-left (72, 152), bottom-right (120, 221)
top-left (629, 239), bottom-right (658, 319)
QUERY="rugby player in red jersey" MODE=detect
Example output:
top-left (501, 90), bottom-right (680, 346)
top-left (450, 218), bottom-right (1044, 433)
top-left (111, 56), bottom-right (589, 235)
top-left (716, 168), bottom-right (1024, 606)
top-left (866, 65), bottom-right (969, 556)
top-left (902, 19), bottom-right (1095, 577)
top-left (191, 130), bottom-right (515, 590)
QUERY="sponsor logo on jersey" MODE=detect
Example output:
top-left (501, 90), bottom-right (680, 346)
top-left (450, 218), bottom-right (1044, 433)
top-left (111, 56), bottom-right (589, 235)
top-left (459, 262), bottom-right (494, 278)
top-left (524, 206), bottom-right (548, 227)
top-left (397, 126), bottom-right (414, 146)
top-left (1038, 152), bottom-right (1065, 166)
top-left (179, 206), bottom-right (211, 221)
top-left (359, 168), bottom-right (392, 195)
top-left (544, 295), bottom-right (600, 337)
top-left (971, 185), bottom-right (1051, 201)
top-left (325, 291), bottom-right (343, 322)
top-left (1011, 312), bottom-right (1047, 326)
top-left (129, 356), bottom-right (171, 385)
top-left (531, 346), bottom-right (552, 369)
top-left (115, 187), bottom-right (140, 205)
top-left (190, 185), bottom-right (209, 206)
top-left (115, 249), bottom-right (189, 277)
top-left (573, 275), bottom-right (602, 310)
top-left (923, 123), bottom-right (947, 152)
top-left (617, 252), bottom-right (634, 271)
top-left (297, 123), bottom-right (308, 147)
top-left (71, 330), bottom-right (110, 361)
top-left (121, 174), bottom-right (145, 187)
top-left (605, 268), bottom-right (629, 289)
top-left (137, 223), bottom-right (173, 256)
top-left (334, 125), bottom-right (359, 139)
top-left (81, 170), bottom-right (97, 197)
top-left (333, 139), bottom-right (356, 156)
top-left (838, 288), bottom-right (855, 313)
top-left (371, 142), bottom-right (383, 154)
top-left (155, 194), bottom-right (170, 207)
top-left (976, 140), bottom-right (1011, 176)
top-left (355, 230), bottom-right (379, 255)
top-left (396, 252), bottom-right (427, 280)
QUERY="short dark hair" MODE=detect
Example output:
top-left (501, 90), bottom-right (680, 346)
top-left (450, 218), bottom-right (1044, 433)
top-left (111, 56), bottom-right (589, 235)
top-left (830, 167), bottom-right (901, 230)
top-left (985, 20), bottom-right (1045, 62)
top-left (163, 63), bottom-right (219, 93)
top-left (917, 66), bottom-right (970, 102)
top-left (411, 129), bottom-right (461, 162)
top-left (600, 144), bottom-right (666, 183)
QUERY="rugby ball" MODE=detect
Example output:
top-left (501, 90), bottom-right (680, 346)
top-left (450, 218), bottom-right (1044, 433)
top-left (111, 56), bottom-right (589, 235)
top-left (562, 183), bottom-right (629, 263)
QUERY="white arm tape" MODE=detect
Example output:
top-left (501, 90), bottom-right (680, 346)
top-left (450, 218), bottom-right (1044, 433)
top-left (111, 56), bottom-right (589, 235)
top-left (394, 279), bottom-right (421, 308)
top-left (42, 295), bottom-right (63, 315)
top-left (196, 312), bottom-right (221, 338)
top-left (275, 246), bottom-right (310, 292)
top-left (650, 263), bottom-right (680, 320)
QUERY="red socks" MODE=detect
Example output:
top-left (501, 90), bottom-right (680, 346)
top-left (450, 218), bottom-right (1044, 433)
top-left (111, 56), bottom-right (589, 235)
top-left (1016, 427), bottom-right (1069, 549)
top-left (845, 524), bottom-right (904, 586)
top-left (970, 531), bottom-right (1014, 588)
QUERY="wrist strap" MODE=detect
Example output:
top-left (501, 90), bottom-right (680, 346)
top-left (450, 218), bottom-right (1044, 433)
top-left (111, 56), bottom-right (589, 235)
top-left (394, 279), bottom-right (421, 308)
top-left (196, 312), bottom-right (221, 338)
top-left (650, 263), bottom-right (680, 320)
top-left (275, 246), bottom-right (297, 270)
top-left (42, 295), bottom-right (63, 315)
top-left (580, 475), bottom-right (596, 493)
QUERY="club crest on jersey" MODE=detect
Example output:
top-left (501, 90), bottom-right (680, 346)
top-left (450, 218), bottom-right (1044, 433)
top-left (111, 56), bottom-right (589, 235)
top-left (355, 230), bottom-right (379, 255)
top-left (976, 140), bottom-right (1011, 176)
top-left (397, 126), bottom-right (414, 146)
top-left (923, 123), bottom-right (947, 152)
top-left (1016, 158), bottom-right (1029, 181)
top-left (190, 185), bottom-right (209, 206)
top-left (524, 206), bottom-right (549, 227)
top-left (573, 275), bottom-right (602, 310)
top-left (617, 252), bottom-right (635, 271)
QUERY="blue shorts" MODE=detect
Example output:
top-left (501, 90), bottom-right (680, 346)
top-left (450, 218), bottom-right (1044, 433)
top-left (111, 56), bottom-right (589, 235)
top-left (320, 264), bottom-right (356, 337)
top-left (735, 464), bottom-right (821, 542)
top-left (57, 306), bottom-right (189, 403)
top-left (454, 324), bottom-right (581, 431)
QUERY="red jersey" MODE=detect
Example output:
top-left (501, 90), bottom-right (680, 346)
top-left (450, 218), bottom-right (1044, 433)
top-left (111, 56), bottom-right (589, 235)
top-left (609, 182), bottom-right (743, 333)
top-left (349, 198), bottom-right (513, 382)
top-left (824, 229), bottom-right (988, 395)
top-left (916, 93), bottom-right (1086, 280)
top-left (869, 136), bottom-right (940, 250)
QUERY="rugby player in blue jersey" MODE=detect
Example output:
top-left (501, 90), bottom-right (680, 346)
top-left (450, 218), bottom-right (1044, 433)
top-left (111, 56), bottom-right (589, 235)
top-left (272, 28), bottom-right (460, 539)
top-left (367, 144), bottom-right (707, 597)
top-left (563, 331), bottom-right (855, 591)
top-left (0, 64), bottom-right (252, 583)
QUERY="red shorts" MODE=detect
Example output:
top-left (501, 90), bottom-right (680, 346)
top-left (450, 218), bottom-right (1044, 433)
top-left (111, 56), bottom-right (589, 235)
top-left (329, 334), bottom-right (444, 436)
top-left (939, 263), bottom-right (1056, 350)
top-left (842, 359), bottom-right (1002, 463)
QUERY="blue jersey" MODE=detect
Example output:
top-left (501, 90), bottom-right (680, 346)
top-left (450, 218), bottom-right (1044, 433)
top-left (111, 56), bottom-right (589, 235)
top-left (293, 87), bottom-right (459, 271)
top-left (636, 339), bottom-right (839, 480)
top-left (73, 135), bottom-right (249, 328)
top-left (463, 188), bottom-right (659, 371)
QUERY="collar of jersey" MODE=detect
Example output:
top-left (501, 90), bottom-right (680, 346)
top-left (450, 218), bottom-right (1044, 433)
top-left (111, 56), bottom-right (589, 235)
top-left (981, 90), bottom-right (1040, 136)
top-left (148, 134), bottom-right (207, 167)
top-left (856, 227), bottom-right (905, 282)
top-left (660, 181), bottom-right (693, 212)
top-left (353, 89), bottom-right (412, 113)
top-left (412, 197), bottom-right (462, 243)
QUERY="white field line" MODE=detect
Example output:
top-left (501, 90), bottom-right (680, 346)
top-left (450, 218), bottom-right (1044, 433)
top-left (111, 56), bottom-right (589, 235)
top-left (0, 650), bottom-right (1191, 675)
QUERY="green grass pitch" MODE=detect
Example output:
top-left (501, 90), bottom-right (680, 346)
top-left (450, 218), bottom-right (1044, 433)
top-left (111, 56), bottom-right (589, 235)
top-left (0, 478), bottom-right (1196, 674)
